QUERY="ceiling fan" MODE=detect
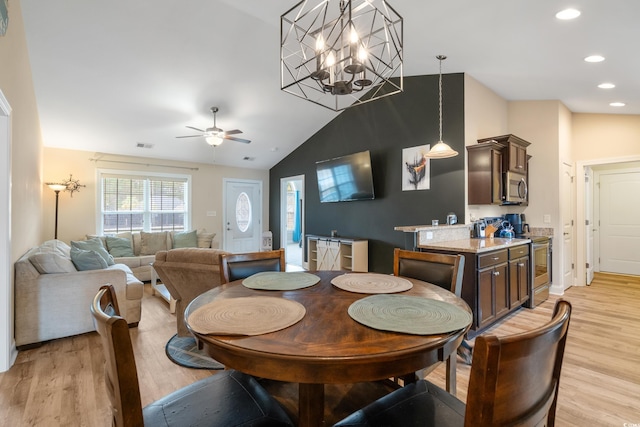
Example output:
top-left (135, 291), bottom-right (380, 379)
top-left (177, 107), bottom-right (251, 146)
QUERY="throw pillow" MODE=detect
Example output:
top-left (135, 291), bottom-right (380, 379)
top-left (70, 247), bottom-right (109, 271)
top-left (140, 231), bottom-right (169, 255)
top-left (71, 237), bottom-right (115, 266)
top-left (173, 230), bottom-right (198, 248)
top-left (29, 253), bottom-right (77, 274)
top-left (197, 229), bottom-right (216, 248)
top-left (106, 235), bottom-right (135, 257)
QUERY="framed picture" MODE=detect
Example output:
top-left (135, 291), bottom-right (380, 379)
top-left (402, 144), bottom-right (431, 191)
top-left (0, 0), bottom-right (7, 37)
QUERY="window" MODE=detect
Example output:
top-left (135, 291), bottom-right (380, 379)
top-left (99, 170), bottom-right (191, 234)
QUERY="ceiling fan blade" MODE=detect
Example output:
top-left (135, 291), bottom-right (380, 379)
top-left (224, 129), bottom-right (243, 135)
top-left (176, 135), bottom-right (203, 138)
top-left (225, 136), bottom-right (251, 144)
top-left (186, 126), bottom-right (205, 133)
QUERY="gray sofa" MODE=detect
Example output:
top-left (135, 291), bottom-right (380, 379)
top-left (88, 229), bottom-right (216, 282)
top-left (14, 240), bottom-right (144, 348)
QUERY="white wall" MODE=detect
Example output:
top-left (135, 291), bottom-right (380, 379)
top-left (43, 148), bottom-right (270, 246)
top-left (0, 0), bottom-right (45, 371)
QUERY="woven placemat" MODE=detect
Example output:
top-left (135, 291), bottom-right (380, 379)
top-left (187, 296), bottom-right (306, 336)
top-left (348, 294), bottom-right (472, 335)
top-left (331, 273), bottom-right (413, 294)
top-left (242, 271), bottom-right (320, 290)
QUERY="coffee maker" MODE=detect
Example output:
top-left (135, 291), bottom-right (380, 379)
top-left (504, 213), bottom-right (530, 237)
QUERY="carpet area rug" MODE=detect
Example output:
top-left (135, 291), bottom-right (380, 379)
top-left (165, 334), bottom-right (224, 370)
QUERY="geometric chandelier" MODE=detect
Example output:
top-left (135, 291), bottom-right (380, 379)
top-left (281, 0), bottom-right (403, 111)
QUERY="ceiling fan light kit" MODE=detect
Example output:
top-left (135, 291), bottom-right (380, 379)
top-left (281, 0), bottom-right (403, 111)
top-left (177, 107), bottom-right (251, 146)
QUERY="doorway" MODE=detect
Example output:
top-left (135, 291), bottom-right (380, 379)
top-left (280, 175), bottom-right (304, 270)
top-left (223, 179), bottom-right (262, 253)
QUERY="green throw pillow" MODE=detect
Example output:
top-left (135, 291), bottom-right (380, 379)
top-left (173, 230), bottom-right (198, 248)
top-left (71, 237), bottom-right (115, 266)
top-left (106, 235), bottom-right (135, 257)
top-left (70, 247), bottom-right (109, 271)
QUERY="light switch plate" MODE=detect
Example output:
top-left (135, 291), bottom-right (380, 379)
top-left (543, 214), bottom-right (551, 223)
top-left (207, 211), bottom-right (217, 217)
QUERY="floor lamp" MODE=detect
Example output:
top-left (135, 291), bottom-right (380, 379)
top-left (46, 183), bottom-right (67, 239)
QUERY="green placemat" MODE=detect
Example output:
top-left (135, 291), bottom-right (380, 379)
top-left (242, 271), bottom-right (320, 290)
top-left (348, 294), bottom-right (472, 335)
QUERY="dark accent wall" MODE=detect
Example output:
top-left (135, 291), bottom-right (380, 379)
top-left (269, 74), bottom-right (465, 273)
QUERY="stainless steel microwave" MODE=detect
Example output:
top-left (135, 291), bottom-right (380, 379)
top-left (503, 171), bottom-right (528, 204)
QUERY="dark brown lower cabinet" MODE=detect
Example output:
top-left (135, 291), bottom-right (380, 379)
top-left (421, 243), bottom-right (531, 338)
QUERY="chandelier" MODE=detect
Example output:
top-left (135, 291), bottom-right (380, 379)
top-left (281, 0), bottom-right (403, 111)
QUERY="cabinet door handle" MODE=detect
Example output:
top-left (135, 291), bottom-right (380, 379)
top-left (492, 257), bottom-right (500, 261)
top-left (493, 271), bottom-right (500, 276)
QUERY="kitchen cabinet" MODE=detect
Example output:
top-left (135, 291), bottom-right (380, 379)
top-left (470, 134), bottom-right (532, 205)
top-left (467, 140), bottom-right (504, 205)
top-left (307, 236), bottom-right (368, 272)
top-left (477, 250), bottom-right (509, 329)
top-left (509, 244), bottom-right (530, 307)
top-left (419, 240), bottom-right (531, 338)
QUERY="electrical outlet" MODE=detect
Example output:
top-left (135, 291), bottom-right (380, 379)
top-left (207, 211), bottom-right (217, 217)
top-left (543, 214), bottom-right (551, 224)
top-left (426, 232), bottom-right (434, 240)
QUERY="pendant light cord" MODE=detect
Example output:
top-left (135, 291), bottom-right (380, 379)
top-left (437, 55), bottom-right (446, 142)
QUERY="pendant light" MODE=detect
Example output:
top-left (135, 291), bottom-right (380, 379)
top-left (425, 55), bottom-right (458, 159)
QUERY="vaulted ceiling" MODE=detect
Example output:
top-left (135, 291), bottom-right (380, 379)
top-left (21, 0), bottom-right (640, 170)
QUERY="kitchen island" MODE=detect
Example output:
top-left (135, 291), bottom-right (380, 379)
top-left (396, 224), bottom-right (532, 338)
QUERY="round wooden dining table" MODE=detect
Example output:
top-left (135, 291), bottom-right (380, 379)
top-left (185, 270), bottom-right (471, 427)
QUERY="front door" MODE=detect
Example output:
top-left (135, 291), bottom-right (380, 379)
top-left (223, 179), bottom-right (262, 253)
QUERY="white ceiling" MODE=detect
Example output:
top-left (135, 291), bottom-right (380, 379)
top-left (21, 0), bottom-right (640, 170)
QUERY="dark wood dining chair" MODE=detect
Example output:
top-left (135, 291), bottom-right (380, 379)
top-left (393, 248), bottom-right (466, 394)
top-left (91, 285), bottom-right (294, 427)
top-left (333, 299), bottom-right (572, 427)
top-left (219, 248), bottom-right (286, 284)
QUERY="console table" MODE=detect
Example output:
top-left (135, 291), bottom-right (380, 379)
top-left (306, 235), bottom-right (368, 272)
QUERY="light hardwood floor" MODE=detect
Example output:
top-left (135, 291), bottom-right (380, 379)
top-left (1, 272), bottom-right (639, 426)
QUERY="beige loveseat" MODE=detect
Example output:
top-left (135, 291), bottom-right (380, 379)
top-left (153, 248), bottom-right (230, 336)
top-left (88, 229), bottom-right (216, 282)
top-left (14, 240), bottom-right (144, 348)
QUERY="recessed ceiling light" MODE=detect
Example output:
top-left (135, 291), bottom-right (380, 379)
top-left (556, 8), bottom-right (581, 20)
top-left (598, 83), bottom-right (615, 89)
top-left (609, 102), bottom-right (626, 107)
top-left (584, 55), bottom-right (605, 63)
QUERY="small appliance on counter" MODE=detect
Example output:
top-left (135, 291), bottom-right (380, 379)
top-left (503, 213), bottom-right (530, 237)
top-left (473, 220), bottom-right (486, 238)
top-left (446, 212), bottom-right (458, 225)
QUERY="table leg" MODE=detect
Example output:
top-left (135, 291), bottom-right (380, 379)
top-left (298, 383), bottom-right (324, 427)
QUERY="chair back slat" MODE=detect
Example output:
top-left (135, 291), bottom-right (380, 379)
top-left (465, 300), bottom-right (572, 427)
top-left (91, 285), bottom-right (144, 427)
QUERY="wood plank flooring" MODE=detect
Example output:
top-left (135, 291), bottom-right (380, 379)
top-left (1, 272), bottom-right (639, 426)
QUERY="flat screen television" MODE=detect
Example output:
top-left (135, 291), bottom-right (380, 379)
top-left (316, 150), bottom-right (375, 203)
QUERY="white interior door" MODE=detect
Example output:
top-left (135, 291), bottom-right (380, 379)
top-left (599, 171), bottom-right (640, 275)
top-left (585, 167), bottom-right (594, 284)
top-left (561, 163), bottom-right (575, 290)
top-left (223, 179), bottom-right (262, 253)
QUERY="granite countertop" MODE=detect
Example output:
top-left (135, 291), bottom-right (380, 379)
top-left (394, 224), bottom-right (471, 232)
top-left (418, 237), bottom-right (531, 253)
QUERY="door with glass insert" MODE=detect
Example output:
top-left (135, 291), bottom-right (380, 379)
top-left (224, 179), bottom-right (262, 253)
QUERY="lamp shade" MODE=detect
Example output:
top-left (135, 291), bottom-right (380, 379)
top-left (424, 142), bottom-right (459, 159)
top-left (46, 183), bottom-right (67, 192)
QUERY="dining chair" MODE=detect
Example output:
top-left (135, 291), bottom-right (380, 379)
top-left (393, 248), bottom-right (466, 394)
top-left (219, 248), bottom-right (286, 284)
top-left (91, 284), bottom-right (294, 427)
top-left (333, 299), bottom-right (572, 427)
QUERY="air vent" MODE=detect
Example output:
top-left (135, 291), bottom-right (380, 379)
top-left (136, 143), bottom-right (154, 149)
